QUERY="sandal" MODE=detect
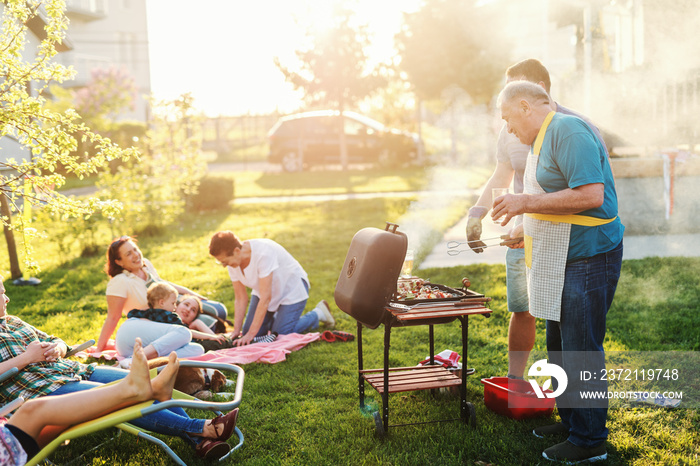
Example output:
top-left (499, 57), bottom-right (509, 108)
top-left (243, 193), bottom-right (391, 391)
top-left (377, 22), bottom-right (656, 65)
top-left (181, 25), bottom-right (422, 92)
top-left (321, 330), bottom-right (355, 343)
top-left (211, 407), bottom-right (239, 442)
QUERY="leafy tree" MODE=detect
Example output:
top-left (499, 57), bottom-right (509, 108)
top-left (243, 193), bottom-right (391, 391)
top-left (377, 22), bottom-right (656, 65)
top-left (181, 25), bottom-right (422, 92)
top-left (0, 0), bottom-right (136, 275)
top-left (48, 66), bottom-right (145, 175)
top-left (395, 0), bottom-right (512, 104)
top-left (72, 66), bottom-right (137, 124)
top-left (361, 62), bottom-right (419, 131)
top-left (274, 4), bottom-right (385, 169)
top-left (96, 94), bottom-right (206, 237)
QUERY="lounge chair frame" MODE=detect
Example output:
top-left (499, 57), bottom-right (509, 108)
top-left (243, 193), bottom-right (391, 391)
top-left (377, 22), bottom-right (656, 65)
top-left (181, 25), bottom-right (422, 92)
top-left (0, 357), bottom-right (245, 465)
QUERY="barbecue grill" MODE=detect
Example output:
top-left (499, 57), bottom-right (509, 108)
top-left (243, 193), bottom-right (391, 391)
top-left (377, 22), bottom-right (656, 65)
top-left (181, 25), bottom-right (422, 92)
top-left (334, 222), bottom-right (492, 436)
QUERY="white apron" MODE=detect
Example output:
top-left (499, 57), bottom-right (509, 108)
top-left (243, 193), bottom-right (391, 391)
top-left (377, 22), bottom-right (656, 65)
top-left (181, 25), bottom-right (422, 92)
top-left (523, 112), bottom-right (616, 322)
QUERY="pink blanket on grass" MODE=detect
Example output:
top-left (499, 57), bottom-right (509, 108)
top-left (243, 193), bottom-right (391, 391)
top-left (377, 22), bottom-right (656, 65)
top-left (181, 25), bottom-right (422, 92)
top-left (76, 333), bottom-right (321, 365)
top-left (77, 340), bottom-right (121, 361)
top-left (183, 332), bottom-right (320, 365)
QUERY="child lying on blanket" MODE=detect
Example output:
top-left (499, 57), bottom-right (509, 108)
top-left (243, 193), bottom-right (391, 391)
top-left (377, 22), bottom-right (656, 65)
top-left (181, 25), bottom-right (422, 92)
top-left (116, 283), bottom-right (226, 359)
top-left (0, 338), bottom-right (179, 465)
top-left (176, 296), bottom-right (277, 352)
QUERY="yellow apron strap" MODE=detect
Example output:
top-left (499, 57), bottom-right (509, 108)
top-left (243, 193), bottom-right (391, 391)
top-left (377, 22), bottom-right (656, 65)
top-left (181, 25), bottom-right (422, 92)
top-left (525, 111), bottom-right (555, 270)
top-left (533, 111), bottom-right (556, 155)
top-left (524, 234), bottom-right (533, 269)
top-left (525, 213), bottom-right (617, 226)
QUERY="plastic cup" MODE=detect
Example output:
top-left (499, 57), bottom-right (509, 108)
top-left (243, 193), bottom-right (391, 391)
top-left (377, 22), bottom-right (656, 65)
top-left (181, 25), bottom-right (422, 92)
top-left (492, 188), bottom-right (510, 225)
top-left (401, 249), bottom-right (414, 278)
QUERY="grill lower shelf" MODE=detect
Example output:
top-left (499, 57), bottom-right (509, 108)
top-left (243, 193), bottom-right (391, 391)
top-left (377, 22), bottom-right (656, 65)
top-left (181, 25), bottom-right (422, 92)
top-left (360, 365), bottom-right (461, 394)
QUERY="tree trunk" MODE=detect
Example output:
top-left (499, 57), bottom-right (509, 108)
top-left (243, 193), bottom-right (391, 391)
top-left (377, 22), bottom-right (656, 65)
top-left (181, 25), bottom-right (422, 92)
top-left (0, 193), bottom-right (22, 279)
top-left (450, 103), bottom-right (458, 163)
top-left (338, 111), bottom-right (348, 170)
top-left (416, 98), bottom-right (425, 163)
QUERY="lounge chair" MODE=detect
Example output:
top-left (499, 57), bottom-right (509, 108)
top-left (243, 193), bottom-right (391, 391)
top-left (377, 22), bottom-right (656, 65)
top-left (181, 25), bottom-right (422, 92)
top-left (0, 356), bottom-right (245, 465)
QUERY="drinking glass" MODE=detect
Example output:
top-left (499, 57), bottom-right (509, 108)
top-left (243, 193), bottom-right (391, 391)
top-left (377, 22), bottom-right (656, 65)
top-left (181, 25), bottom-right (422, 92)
top-left (492, 188), bottom-right (510, 225)
top-left (401, 249), bottom-right (414, 278)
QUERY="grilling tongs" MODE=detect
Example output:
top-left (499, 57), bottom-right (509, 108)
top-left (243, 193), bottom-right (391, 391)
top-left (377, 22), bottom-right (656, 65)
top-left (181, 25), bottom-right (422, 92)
top-left (446, 235), bottom-right (524, 255)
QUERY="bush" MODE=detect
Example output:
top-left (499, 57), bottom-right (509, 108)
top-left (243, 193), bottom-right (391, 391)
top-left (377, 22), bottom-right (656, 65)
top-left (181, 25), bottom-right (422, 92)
top-left (186, 175), bottom-right (235, 212)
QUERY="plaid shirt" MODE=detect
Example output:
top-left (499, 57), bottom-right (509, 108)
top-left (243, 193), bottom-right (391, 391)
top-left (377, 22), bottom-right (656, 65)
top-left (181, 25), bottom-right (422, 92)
top-left (0, 316), bottom-right (96, 403)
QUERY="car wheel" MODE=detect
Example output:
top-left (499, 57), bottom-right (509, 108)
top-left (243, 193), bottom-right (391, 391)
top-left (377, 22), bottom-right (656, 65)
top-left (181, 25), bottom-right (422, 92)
top-left (406, 149), bottom-right (419, 166)
top-left (281, 151), bottom-right (303, 172)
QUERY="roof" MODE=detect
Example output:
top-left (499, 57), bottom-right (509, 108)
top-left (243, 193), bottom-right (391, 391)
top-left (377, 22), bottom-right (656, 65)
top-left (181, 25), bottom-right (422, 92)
top-left (279, 110), bottom-right (386, 131)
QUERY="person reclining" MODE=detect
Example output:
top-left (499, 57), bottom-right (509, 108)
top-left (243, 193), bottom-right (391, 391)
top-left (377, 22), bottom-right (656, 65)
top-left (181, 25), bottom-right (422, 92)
top-left (0, 276), bottom-right (238, 460)
top-left (0, 338), bottom-right (177, 465)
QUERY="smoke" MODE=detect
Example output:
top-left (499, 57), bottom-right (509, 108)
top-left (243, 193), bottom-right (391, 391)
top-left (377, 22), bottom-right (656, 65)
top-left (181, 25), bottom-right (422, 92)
top-left (554, 1), bottom-right (700, 151)
top-left (398, 0), bottom-right (700, 258)
top-left (394, 170), bottom-right (470, 254)
top-left (581, 1), bottom-right (700, 237)
top-left (395, 96), bottom-right (495, 256)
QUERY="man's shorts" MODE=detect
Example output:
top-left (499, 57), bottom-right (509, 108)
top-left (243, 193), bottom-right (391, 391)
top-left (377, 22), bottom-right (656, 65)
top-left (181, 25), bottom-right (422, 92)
top-left (506, 247), bottom-right (529, 313)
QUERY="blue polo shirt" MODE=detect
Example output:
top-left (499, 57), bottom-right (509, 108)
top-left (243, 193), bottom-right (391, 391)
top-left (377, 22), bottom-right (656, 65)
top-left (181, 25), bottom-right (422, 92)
top-left (536, 113), bottom-right (624, 261)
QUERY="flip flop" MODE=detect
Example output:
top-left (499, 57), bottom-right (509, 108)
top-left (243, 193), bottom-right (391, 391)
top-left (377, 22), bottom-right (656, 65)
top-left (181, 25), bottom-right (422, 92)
top-left (321, 330), bottom-right (355, 343)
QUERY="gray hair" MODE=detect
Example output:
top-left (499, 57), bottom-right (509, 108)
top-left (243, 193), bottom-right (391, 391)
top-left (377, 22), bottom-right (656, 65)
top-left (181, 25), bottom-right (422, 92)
top-left (497, 81), bottom-right (550, 109)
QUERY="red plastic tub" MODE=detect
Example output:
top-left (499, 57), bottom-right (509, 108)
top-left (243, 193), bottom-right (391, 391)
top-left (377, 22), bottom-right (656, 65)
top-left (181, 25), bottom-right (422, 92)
top-left (481, 376), bottom-right (555, 420)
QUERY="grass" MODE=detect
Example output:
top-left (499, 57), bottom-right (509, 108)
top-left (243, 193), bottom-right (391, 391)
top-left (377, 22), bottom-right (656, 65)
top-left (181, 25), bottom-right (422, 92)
top-left (1, 174), bottom-right (699, 465)
top-left (219, 165), bottom-right (491, 199)
top-left (54, 163), bottom-right (493, 200)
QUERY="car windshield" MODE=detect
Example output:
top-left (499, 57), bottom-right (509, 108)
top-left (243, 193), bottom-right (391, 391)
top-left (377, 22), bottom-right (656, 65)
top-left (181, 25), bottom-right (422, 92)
top-left (345, 113), bottom-right (385, 132)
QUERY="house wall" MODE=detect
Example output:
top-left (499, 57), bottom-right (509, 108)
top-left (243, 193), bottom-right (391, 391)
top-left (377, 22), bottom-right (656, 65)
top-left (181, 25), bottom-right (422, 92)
top-left (0, 4), bottom-right (42, 166)
top-left (57, 0), bottom-right (152, 122)
top-left (612, 156), bottom-right (700, 235)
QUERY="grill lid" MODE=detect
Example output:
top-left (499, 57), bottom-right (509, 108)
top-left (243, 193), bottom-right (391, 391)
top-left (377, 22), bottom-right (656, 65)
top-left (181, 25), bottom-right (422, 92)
top-left (334, 223), bottom-right (407, 329)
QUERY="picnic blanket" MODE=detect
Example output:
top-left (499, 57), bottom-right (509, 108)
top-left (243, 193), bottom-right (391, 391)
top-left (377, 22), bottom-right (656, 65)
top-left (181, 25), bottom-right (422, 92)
top-left (77, 340), bottom-right (120, 361)
top-left (183, 332), bottom-right (320, 365)
top-left (75, 332), bottom-right (321, 365)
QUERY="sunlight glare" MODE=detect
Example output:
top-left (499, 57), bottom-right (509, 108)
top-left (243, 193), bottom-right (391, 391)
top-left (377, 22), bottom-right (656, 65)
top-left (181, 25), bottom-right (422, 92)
top-left (147, 0), bottom-right (421, 116)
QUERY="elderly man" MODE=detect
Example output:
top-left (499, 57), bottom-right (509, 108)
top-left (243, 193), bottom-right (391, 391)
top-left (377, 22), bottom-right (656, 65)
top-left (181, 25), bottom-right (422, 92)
top-left (466, 58), bottom-right (608, 381)
top-left (493, 81), bottom-right (624, 464)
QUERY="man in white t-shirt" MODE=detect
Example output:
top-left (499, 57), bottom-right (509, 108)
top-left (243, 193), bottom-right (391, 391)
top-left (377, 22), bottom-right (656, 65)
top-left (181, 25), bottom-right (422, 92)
top-left (209, 230), bottom-right (335, 346)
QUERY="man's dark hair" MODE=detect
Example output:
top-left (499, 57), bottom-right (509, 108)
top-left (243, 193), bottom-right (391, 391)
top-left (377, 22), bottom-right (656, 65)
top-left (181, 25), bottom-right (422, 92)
top-left (506, 58), bottom-right (551, 93)
top-left (209, 230), bottom-right (242, 257)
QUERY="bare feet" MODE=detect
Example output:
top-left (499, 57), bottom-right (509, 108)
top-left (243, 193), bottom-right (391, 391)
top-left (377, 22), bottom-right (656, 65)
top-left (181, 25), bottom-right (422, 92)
top-left (151, 351), bottom-right (179, 402)
top-left (121, 338), bottom-right (155, 402)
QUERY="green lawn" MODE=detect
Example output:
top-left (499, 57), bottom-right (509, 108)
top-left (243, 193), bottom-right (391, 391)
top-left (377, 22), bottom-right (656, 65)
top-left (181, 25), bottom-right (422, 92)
top-left (220, 165), bottom-right (491, 199)
top-left (1, 192), bottom-right (698, 464)
top-left (56, 165), bottom-right (492, 200)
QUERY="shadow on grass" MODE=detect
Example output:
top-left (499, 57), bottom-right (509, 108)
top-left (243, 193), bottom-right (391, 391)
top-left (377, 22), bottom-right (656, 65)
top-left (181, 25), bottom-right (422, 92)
top-left (7, 197), bottom-right (418, 338)
top-left (5, 201), bottom-right (699, 465)
top-left (253, 167), bottom-right (427, 193)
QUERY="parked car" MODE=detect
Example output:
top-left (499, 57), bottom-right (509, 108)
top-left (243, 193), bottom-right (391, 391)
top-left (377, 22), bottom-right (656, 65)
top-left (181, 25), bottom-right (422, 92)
top-left (267, 110), bottom-right (422, 172)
